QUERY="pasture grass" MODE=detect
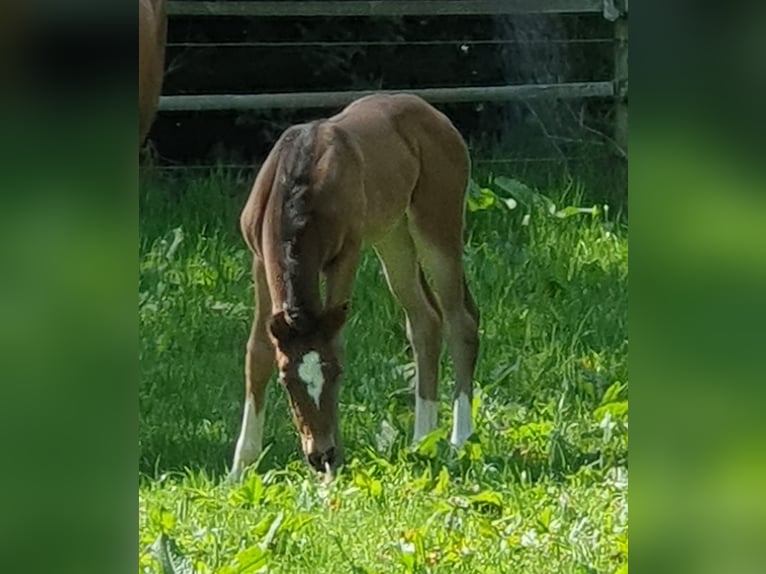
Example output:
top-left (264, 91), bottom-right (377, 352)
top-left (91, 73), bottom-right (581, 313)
top-left (139, 167), bottom-right (628, 573)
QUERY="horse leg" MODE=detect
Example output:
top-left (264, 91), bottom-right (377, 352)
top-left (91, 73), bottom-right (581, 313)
top-left (230, 257), bottom-right (275, 481)
top-left (321, 239), bottom-right (362, 466)
top-left (410, 227), bottom-right (479, 448)
top-left (403, 124), bottom-right (478, 448)
top-left (374, 219), bottom-right (443, 444)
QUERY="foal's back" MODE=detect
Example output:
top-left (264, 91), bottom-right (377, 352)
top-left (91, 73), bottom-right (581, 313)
top-left (242, 94), bottom-right (470, 258)
top-left (324, 94), bottom-right (470, 241)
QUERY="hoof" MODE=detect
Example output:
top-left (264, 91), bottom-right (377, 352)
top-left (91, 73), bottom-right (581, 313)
top-left (227, 466), bottom-right (244, 484)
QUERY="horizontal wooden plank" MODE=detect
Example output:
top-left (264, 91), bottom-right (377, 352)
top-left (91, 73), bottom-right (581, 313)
top-left (166, 38), bottom-right (612, 48)
top-left (158, 83), bottom-right (614, 111)
top-left (166, 1), bottom-right (603, 18)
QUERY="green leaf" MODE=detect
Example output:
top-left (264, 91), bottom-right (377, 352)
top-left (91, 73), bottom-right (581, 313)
top-left (469, 490), bottom-right (504, 514)
top-left (150, 533), bottom-right (194, 574)
top-left (601, 381), bottom-right (627, 405)
top-left (232, 473), bottom-right (265, 507)
top-left (407, 467), bottom-right (432, 493)
top-left (415, 427), bottom-right (447, 459)
top-left (492, 176), bottom-right (532, 198)
top-left (368, 478), bottom-right (383, 499)
top-left (433, 466), bottom-right (450, 496)
top-left (554, 205), bottom-right (598, 218)
top-left (353, 470), bottom-right (369, 490)
top-left (160, 509), bottom-right (176, 534)
top-left (432, 499), bottom-right (454, 514)
top-left (476, 517), bottom-right (499, 539)
top-left (537, 507), bottom-right (552, 531)
top-left (261, 511), bottom-right (284, 548)
top-left (365, 448), bottom-right (396, 471)
top-left (283, 513), bottom-right (314, 534)
top-left (252, 513), bottom-right (277, 538)
top-left (471, 393), bottom-right (482, 421)
top-left (467, 178), bottom-right (499, 212)
top-left (397, 551), bottom-right (415, 571)
top-left (493, 176), bottom-right (556, 214)
top-left (459, 440), bottom-right (483, 463)
top-left (217, 545), bottom-right (269, 574)
top-left (467, 189), bottom-right (496, 212)
top-left (593, 400), bottom-right (628, 421)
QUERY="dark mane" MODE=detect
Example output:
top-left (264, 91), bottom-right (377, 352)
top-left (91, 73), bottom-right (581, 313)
top-left (277, 121), bottom-right (320, 332)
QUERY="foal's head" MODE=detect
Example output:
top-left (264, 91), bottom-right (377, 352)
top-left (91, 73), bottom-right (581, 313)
top-left (268, 303), bottom-right (349, 473)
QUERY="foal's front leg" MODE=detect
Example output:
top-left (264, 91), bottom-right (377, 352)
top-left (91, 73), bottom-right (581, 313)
top-left (230, 258), bottom-right (275, 481)
top-left (322, 240), bottom-right (362, 465)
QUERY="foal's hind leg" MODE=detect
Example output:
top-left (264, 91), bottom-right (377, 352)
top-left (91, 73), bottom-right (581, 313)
top-left (404, 124), bottom-right (478, 447)
top-left (411, 234), bottom-right (479, 448)
top-left (374, 219), bottom-right (443, 443)
top-left (230, 257), bottom-right (275, 481)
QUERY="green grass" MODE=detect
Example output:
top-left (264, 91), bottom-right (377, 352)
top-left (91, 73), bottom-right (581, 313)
top-left (139, 167), bottom-right (628, 574)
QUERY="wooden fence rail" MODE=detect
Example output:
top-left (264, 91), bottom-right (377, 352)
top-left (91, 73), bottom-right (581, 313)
top-left (167, 0), bottom-right (607, 17)
top-left (159, 82), bottom-right (615, 112)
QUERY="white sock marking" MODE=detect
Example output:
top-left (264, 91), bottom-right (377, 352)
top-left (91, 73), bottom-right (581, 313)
top-left (413, 397), bottom-right (438, 443)
top-left (230, 395), bottom-right (264, 481)
top-left (450, 392), bottom-right (473, 447)
top-left (298, 351), bottom-right (324, 407)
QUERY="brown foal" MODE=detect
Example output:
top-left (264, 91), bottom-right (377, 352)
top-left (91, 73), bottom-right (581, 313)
top-left (138, 0), bottom-right (166, 145)
top-left (231, 94), bottom-right (479, 479)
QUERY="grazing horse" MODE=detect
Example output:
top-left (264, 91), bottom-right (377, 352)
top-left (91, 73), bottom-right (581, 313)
top-left (231, 94), bottom-right (479, 479)
top-left (138, 0), bottom-right (166, 145)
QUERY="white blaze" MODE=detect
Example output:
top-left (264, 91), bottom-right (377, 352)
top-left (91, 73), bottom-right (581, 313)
top-left (450, 392), bottom-right (473, 448)
top-left (298, 351), bottom-right (324, 407)
top-left (413, 397), bottom-right (438, 443)
top-left (230, 395), bottom-right (265, 482)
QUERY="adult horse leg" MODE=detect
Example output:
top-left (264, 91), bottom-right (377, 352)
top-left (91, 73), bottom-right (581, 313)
top-left (138, 0), bottom-right (167, 145)
top-left (230, 257), bottom-right (275, 481)
top-left (374, 219), bottom-right (443, 443)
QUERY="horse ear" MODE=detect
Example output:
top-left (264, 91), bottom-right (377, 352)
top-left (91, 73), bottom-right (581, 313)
top-left (321, 301), bottom-right (350, 338)
top-left (268, 311), bottom-right (295, 346)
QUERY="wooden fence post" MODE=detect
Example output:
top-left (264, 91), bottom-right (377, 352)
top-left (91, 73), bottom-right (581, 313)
top-left (613, 1), bottom-right (628, 197)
